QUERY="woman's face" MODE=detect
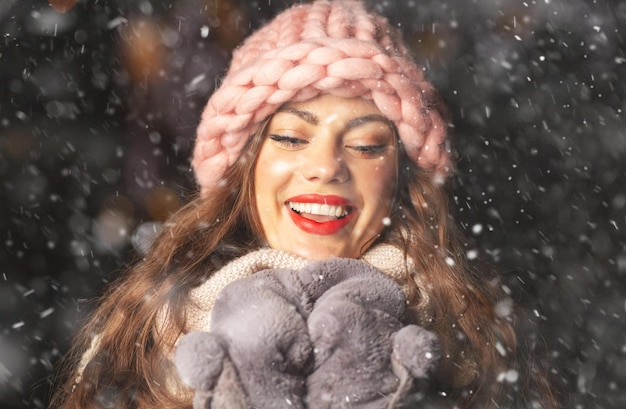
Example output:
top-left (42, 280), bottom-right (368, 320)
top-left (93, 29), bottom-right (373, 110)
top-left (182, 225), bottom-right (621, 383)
top-left (254, 94), bottom-right (398, 259)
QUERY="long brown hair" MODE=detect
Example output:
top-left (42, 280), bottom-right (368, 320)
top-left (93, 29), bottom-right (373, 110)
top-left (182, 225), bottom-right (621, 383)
top-left (50, 126), bottom-right (268, 409)
top-left (382, 146), bottom-right (558, 407)
top-left (51, 122), bottom-right (557, 408)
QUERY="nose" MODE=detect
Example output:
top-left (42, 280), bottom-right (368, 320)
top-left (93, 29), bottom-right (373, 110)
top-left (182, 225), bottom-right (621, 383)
top-left (300, 141), bottom-right (349, 184)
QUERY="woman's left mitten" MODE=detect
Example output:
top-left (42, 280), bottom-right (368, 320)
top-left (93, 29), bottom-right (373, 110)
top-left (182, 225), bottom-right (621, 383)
top-left (305, 259), bottom-right (440, 408)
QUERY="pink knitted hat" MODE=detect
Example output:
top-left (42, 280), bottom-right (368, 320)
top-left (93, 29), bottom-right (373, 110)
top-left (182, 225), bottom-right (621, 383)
top-left (193, 0), bottom-right (451, 195)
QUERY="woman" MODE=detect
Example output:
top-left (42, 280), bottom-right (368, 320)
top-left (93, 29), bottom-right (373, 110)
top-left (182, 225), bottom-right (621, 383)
top-left (52, 1), bottom-right (557, 408)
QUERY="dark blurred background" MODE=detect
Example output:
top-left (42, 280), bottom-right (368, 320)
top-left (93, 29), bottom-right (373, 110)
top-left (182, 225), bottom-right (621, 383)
top-left (1, 0), bottom-right (625, 407)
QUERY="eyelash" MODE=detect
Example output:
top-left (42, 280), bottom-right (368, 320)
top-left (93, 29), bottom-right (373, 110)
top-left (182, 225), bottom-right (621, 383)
top-left (269, 134), bottom-right (307, 149)
top-left (346, 144), bottom-right (388, 157)
top-left (269, 134), bottom-right (389, 157)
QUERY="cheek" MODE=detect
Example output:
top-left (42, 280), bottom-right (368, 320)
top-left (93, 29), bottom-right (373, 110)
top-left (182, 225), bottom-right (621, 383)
top-left (254, 151), bottom-right (295, 208)
top-left (362, 160), bottom-right (397, 218)
top-left (370, 158), bottom-right (398, 193)
top-left (256, 146), bottom-right (294, 181)
top-left (264, 159), bottom-right (294, 177)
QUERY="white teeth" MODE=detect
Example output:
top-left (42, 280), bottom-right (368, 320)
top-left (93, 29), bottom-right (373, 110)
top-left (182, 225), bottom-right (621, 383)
top-left (288, 201), bottom-right (348, 217)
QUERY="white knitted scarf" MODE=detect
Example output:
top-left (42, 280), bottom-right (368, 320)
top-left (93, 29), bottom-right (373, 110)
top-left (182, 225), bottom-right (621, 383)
top-left (185, 243), bottom-right (419, 333)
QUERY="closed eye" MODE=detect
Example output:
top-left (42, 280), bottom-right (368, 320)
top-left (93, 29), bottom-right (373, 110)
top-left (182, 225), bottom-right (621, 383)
top-left (346, 144), bottom-right (389, 158)
top-left (269, 134), bottom-right (308, 150)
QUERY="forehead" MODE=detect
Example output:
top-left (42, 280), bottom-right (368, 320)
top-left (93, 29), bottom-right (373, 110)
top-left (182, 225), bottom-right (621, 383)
top-left (286, 93), bottom-right (378, 113)
top-left (272, 94), bottom-right (394, 131)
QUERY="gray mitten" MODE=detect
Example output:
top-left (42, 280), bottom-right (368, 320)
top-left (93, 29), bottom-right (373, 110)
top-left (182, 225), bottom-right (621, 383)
top-left (175, 267), bottom-right (316, 409)
top-left (174, 258), bottom-right (440, 409)
top-left (304, 259), bottom-right (441, 408)
top-left (175, 331), bottom-right (249, 409)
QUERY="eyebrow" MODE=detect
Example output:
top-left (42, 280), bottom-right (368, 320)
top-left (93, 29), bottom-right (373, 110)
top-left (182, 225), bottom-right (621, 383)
top-left (276, 106), bottom-right (319, 125)
top-left (276, 107), bottom-right (394, 133)
top-left (345, 114), bottom-right (394, 132)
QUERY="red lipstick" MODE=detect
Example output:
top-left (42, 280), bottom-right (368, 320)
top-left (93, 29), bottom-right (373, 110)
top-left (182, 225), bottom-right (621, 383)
top-left (285, 194), bottom-right (355, 235)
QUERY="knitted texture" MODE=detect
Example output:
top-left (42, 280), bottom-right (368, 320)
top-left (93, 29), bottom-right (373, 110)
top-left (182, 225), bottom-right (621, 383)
top-left (185, 243), bottom-right (421, 333)
top-left (192, 0), bottom-right (451, 195)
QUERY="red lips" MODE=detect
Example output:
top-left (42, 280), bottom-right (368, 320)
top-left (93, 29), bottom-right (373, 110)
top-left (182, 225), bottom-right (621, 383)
top-left (285, 194), bottom-right (355, 235)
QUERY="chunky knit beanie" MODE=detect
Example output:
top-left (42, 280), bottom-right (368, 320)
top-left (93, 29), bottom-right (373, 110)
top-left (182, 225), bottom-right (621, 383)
top-left (193, 0), bottom-right (451, 195)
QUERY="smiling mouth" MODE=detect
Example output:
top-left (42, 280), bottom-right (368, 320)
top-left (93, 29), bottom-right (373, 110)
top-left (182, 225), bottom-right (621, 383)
top-left (287, 201), bottom-right (351, 222)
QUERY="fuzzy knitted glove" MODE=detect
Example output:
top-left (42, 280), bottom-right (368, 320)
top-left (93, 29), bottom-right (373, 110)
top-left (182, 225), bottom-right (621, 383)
top-left (175, 266), bottom-right (315, 409)
top-left (174, 331), bottom-right (251, 409)
top-left (174, 258), bottom-right (440, 409)
top-left (305, 260), bottom-right (441, 408)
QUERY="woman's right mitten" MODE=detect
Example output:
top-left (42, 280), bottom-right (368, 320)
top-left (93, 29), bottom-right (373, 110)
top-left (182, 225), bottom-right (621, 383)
top-left (304, 258), bottom-right (441, 408)
top-left (175, 330), bottom-right (249, 409)
top-left (207, 268), bottom-right (315, 409)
